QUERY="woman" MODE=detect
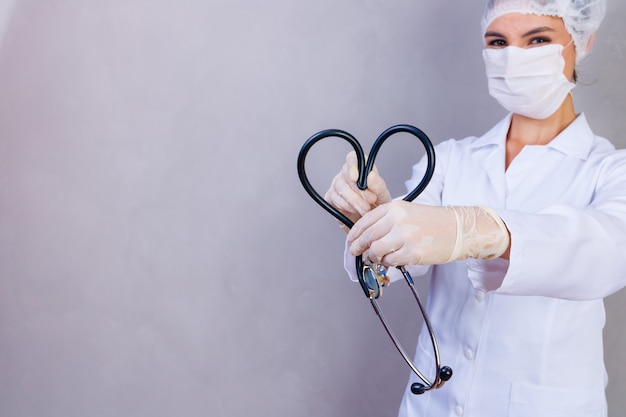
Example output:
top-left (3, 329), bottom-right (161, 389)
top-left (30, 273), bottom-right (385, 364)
top-left (325, 0), bottom-right (626, 416)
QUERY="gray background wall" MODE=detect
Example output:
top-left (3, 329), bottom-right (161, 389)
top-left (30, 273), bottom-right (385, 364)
top-left (0, 1), bottom-right (624, 416)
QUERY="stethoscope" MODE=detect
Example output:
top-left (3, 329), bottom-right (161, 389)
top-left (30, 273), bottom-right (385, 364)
top-left (297, 125), bottom-right (452, 395)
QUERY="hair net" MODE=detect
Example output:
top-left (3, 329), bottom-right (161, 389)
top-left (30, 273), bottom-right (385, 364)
top-left (481, 0), bottom-right (607, 62)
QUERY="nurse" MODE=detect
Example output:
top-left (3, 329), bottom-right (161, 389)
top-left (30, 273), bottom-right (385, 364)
top-left (324, 0), bottom-right (626, 416)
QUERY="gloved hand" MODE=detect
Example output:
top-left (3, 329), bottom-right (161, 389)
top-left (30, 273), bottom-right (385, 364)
top-left (324, 151), bottom-right (392, 228)
top-left (347, 202), bottom-right (510, 266)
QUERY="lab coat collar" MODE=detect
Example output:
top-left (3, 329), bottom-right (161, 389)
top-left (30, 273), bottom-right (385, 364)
top-left (468, 114), bottom-right (512, 149)
top-left (469, 113), bottom-right (594, 160)
top-left (546, 113), bottom-right (594, 160)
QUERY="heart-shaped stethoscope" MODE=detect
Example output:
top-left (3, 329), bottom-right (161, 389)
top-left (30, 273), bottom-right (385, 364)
top-left (297, 125), bottom-right (452, 394)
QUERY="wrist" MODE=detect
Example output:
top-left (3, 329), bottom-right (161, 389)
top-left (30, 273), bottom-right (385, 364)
top-left (447, 205), bottom-right (510, 262)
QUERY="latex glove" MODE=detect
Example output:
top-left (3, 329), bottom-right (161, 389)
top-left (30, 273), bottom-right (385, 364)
top-left (347, 202), bottom-right (510, 266)
top-left (324, 151), bottom-right (392, 227)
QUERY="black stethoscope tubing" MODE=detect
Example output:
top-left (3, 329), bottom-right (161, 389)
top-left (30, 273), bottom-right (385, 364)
top-left (297, 125), bottom-right (435, 229)
top-left (297, 124), bottom-right (452, 394)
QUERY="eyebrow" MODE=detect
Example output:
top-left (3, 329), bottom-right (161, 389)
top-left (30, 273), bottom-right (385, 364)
top-left (484, 26), bottom-right (556, 39)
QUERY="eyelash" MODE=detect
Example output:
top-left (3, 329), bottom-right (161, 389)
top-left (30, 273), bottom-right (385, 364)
top-left (486, 37), bottom-right (552, 47)
top-left (530, 37), bottom-right (551, 44)
top-left (488, 39), bottom-right (507, 47)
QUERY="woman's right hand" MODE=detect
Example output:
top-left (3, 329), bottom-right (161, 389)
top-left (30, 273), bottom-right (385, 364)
top-left (324, 151), bottom-right (392, 229)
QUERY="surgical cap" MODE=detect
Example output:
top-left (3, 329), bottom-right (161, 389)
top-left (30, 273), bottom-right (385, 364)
top-left (481, 0), bottom-right (607, 62)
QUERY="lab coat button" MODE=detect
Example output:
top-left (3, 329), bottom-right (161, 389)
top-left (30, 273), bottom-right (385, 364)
top-left (464, 349), bottom-right (474, 360)
top-left (476, 291), bottom-right (485, 302)
top-left (454, 405), bottom-right (464, 416)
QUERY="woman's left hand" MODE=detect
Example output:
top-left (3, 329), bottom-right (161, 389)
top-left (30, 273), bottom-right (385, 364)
top-left (347, 202), bottom-right (458, 266)
top-left (347, 202), bottom-right (510, 266)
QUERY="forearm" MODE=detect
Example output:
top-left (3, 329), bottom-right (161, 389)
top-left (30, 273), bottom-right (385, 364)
top-left (493, 205), bottom-right (626, 300)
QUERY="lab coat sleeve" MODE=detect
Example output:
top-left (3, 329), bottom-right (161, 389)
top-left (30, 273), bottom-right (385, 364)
top-left (493, 151), bottom-right (626, 300)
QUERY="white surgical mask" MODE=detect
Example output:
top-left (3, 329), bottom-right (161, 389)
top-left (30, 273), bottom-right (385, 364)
top-left (482, 43), bottom-right (575, 120)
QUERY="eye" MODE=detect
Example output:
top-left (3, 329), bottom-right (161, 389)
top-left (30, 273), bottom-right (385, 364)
top-left (529, 36), bottom-right (551, 46)
top-left (486, 38), bottom-right (507, 48)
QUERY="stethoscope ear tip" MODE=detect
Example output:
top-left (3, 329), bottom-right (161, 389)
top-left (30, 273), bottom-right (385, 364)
top-left (440, 366), bottom-right (453, 381)
top-left (411, 383), bottom-right (426, 395)
top-left (410, 366), bottom-right (453, 395)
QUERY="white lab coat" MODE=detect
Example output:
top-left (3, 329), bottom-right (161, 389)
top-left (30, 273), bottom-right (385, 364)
top-left (344, 114), bottom-right (626, 417)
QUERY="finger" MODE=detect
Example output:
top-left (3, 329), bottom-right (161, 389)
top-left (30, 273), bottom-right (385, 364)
top-left (337, 153), bottom-right (380, 213)
top-left (378, 249), bottom-right (400, 267)
top-left (378, 245), bottom-right (421, 267)
top-left (364, 234), bottom-right (403, 266)
top-left (366, 167), bottom-right (392, 205)
top-left (336, 220), bottom-right (350, 234)
top-left (345, 151), bottom-right (359, 182)
top-left (347, 204), bottom-right (389, 242)
top-left (324, 187), bottom-right (359, 224)
top-left (342, 153), bottom-right (379, 206)
top-left (369, 236), bottom-right (427, 267)
top-left (336, 176), bottom-right (373, 216)
top-left (342, 152), bottom-right (391, 206)
top-left (325, 174), bottom-right (371, 217)
top-left (348, 207), bottom-right (393, 256)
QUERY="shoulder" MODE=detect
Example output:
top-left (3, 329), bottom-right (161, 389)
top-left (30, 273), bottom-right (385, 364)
top-left (575, 122), bottom-right (626, 190)
top-left (435, 135), bottom-right (487, 150)
top-left (579, 116), bottom-right (626, 169)
top-left (589, 134), bottom-right (618, 155)
top-left (433, 116), bottom-right (510, 157)
top-left (591, 144), bottom-right (626, 184)
top-left (432, 132), bottom-right (500, 163)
